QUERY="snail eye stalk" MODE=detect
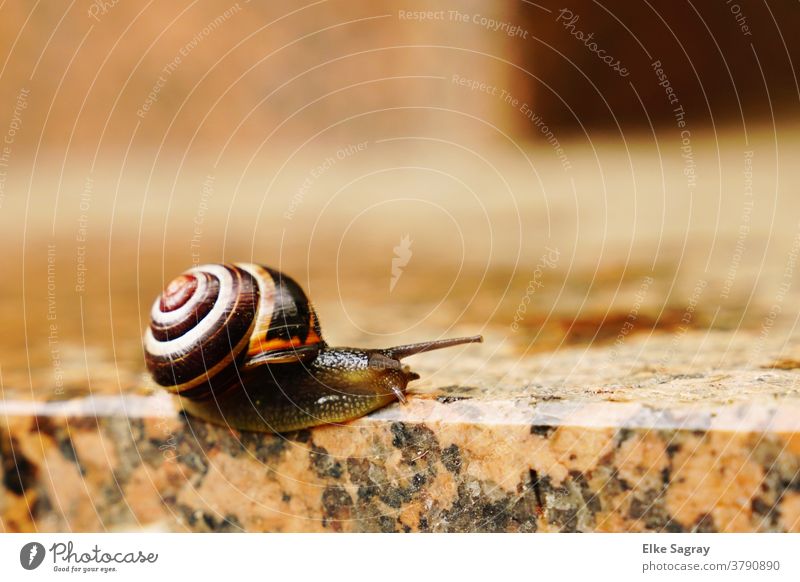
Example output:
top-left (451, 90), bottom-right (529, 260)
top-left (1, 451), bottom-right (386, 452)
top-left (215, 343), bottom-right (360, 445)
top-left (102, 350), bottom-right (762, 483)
top-left (380, 335), bottom-right (483, 360)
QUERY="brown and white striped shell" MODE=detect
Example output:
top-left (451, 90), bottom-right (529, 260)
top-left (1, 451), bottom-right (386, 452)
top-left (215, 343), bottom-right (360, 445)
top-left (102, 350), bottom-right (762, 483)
top-left (143, 263), bottom-right (324, 400)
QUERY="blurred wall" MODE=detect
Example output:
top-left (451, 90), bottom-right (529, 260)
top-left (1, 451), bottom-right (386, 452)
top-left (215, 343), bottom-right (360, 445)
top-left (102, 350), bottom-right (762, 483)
top-left (0, 0), bottom-right (797, 159)
top-left (523, 1), bottom-right (800, 134)
top-left (0, 0), bottom-right (525, 156)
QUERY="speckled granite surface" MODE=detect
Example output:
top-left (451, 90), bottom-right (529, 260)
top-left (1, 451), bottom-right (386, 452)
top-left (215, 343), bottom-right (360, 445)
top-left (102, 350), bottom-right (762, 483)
top-left (3, 331), bottom-right (800, 533)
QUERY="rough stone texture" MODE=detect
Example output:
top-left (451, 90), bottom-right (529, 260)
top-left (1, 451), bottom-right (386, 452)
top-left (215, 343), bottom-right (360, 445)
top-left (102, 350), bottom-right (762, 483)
top-left (2, 330), bottom-right (800, 533)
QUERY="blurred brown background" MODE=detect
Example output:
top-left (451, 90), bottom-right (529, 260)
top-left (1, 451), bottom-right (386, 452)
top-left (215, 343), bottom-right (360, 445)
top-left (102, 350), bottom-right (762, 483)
top-left (1, 0), bottom-right (797, 149)
top-left (1, 0), bottom-right (799, 395)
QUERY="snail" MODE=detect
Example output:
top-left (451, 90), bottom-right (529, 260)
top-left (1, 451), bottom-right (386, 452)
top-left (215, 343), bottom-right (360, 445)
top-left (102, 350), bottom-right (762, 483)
top-left (143, 263), bottom-right (482, 433)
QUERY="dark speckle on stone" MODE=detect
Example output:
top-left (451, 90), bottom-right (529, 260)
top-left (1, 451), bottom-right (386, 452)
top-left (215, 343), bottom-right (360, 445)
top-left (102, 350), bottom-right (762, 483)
top-left (480, 499), bottom-right (512, 531)
top-left (221, 514), bottom-right (243, 532)
top-left (693, 513), bottom-right (717, 533)
top-left (437, 385), bottom-right (479, 395)
top-left (33, 416), bottom-right (57, 435)
top-left (628, 489), bottom-right (684, 532)
top-left (185, 509), bottom-right (242, 532)
top-left (357, 483), bottom-right (379, 502)
top-left (510, 483), bottom-right (539, 532)
top-left (529, 470), bottom-right (545, 510)
top-left (379, 485), bottom-right (413, 508)
top-left (781, 472), bottom-right (800, 492)
top-left (390, 422), bottom-right (440, 465)
top-left (616, 428), bottom-right (633, 447)
top-left (548, 507), bottom-right (578, 532)
top-left (441, 481), bottom-right (514, 532)
top-left (538, 475), bottom-right (584, 532)
top-left (321, 486), bottom-right (353, 530)
top-left (436, 395), bottom-right (471, 404)
top-left (202, 513), bottom-right (215, 530)
top-left (530, 425), bottom-right (556, 437)
top-left (179, 452), bottom-right (208, 476)
top-left (1, 432), bottom-right (37, 497)
top-left (57, 435), bottom-right (85, 476)
top-left (310, 444), bottom-right (343, 479)
top-left (215, 431), bottom-right (246, 458)
top-left (751, 497), bottom-right (779, 528)
top-left (180, 412), bottom-right (209, 442)
top-left (347, 458), bottom-right (380, 502)
top-left (33, 492), bottom-right (53, 516)
top-left (127, 418), bottom-right (146, 445)
top-left (251, 436), bottom-right (288, 464)
top-left (28, 420), bottom-right (87, 477)
top-left (346, 457), bottom-right (369, 482)
top-left (182, 506), bottom-right (201, 529)
top-left (538, 395), bottom-right (563, 401)
top-left (627, 495), bottom-right (648, 520)
top-left (289, 429), bottom-right (312, 443)
top-left (570, 470), bottom-right (601, 514)
top-left (390, 422), bottom-right (408, 448)
top-left (600, 468), bottom-right (632, 498)
top-left (441, 444), bottom-right (462, 474)
top-left (379, 516), bottom-right (396, 532)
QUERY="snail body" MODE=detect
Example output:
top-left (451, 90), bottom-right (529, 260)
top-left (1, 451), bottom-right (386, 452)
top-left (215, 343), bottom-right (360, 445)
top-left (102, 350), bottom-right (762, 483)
top-left (143, 263), bottom-right (481, 432)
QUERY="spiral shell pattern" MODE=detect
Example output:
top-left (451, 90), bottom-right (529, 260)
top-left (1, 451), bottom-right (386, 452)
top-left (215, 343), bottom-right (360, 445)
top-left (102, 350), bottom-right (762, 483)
top-left (144, 263), bottom-right (324, 399)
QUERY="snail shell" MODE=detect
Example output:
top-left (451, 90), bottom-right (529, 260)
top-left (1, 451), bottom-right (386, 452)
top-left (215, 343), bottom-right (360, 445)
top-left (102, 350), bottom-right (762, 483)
top-left (143, 263), bottom-right (323, 400)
